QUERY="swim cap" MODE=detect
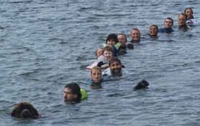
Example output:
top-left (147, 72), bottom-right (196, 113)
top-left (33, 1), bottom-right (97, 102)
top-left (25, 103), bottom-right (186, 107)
top-left (80, 88), bottom-right (88, 100)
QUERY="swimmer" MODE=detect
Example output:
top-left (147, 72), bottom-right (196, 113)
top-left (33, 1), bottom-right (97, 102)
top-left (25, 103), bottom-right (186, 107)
top-left (97, 46), bottom-right (113, 69)
top-left (184, 8), bottom-right (198, 26)
top-left (133, 79), bottom-right (149, 90)
top-left (159, 17), bottom-right (174, 33)
top-left (178, 13), bottom-right (189, 31)
top-left (63, 83), bottom-right (88, 103)
top-left (184, 7), bottom-right (194, 20)
top-left (130, 28), bottom-right (141, 43)
top-left (102, 57), bottom-right (125, 77)
top-left (149, 25), bottom-right (158, 38)
top-left (86, 48), bottom-right (103, 70)
top-left (96, 48), bottom-right (103, 58)
top-left (90, 66), bottom-right (102, 89)
top-left (117, 33), bottom-right (128, 55)
top-left (11, 102), bottom-right (39, 119)
top-left (117, 33), bottom-right (127, 46)
top-left (104, 33), bottom-right (121, 56)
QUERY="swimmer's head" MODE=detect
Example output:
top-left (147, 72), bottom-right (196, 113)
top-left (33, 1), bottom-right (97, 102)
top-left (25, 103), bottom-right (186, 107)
top-left (149, 25), bottom-right (158, 37)
top-left (106, 33), bottom-right (118, 46)
top-left (11, 102), bottom-right (39, 119)
top-left (102, 46), bottom-right (113, 61)
top-left (109, 58), bottom-right (123, 76)
top-left (117, 33), bottom-right (127, 45)
top-left (134, 80), bottom-right (149, 90)
top-left (91, 66), bottom-right (102, 83)
top-left (130, 28), bottom-right (141, 41)
top-left (184, 7), bottom-right (194, 19)
top-left (178, 13), bottom-right (187, 27)
top-left (96, 48), bottom-right (103, 58)
top-left (64, 83), bottom-right (81, 103)
top-left (164, 17), bottom-right (173, 28)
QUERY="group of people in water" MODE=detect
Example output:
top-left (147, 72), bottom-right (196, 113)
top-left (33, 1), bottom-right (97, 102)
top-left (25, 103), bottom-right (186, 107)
top-left (11, 7), bottom-right (195, 119)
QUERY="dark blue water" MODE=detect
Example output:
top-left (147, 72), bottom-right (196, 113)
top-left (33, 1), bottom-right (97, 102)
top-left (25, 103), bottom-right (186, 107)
top-left (1, 0), bottom-right (200, 125)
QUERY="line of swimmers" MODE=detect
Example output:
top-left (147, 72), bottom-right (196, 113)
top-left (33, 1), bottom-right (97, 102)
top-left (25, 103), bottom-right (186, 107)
top-left (87, 8), bottom-right (197, 72)
top-left (10, 7), bottom-right (195, 120)
top-left (86, 8), bottom-right (197, 89)
top-left (11, 78), bottom-right (149, 119)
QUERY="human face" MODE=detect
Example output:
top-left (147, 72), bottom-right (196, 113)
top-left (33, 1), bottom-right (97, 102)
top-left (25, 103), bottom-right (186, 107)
top-left (149, 26), bottom-right (158, 36)
top-left (107, 39), bottom-right (115, 46)
top-left (63, 88), bottom-right (77, 101)
top-left (117, 34), bottom-right (127, 45)
top-left (178, 14), bottom-right (187, 27)
top-left (164, 19), bottom-right (173, 28)
top-left (103, 50), bottom-right (113, 61)
top-left (91, 69), bottom-right (102, 83)
top-left (96, 48), bottom-right (103, 58)
top-left (185, 8), bottom-right (193, 19)
top-left (110, 61), bottom-right (122, 76)
top-left (131, 30), bottom-right (140, 41)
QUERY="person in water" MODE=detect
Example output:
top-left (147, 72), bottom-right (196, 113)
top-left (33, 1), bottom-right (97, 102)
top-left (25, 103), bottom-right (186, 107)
top-left (184, 8), bottom-right (196, 26)
top-left (149, 24), bottom-right (158, 38)
top-left (184, 7), bottom-right (194, 20)
top-left (89, 66), bottom-right (102, 89)
top-left (95, 48), bottom-right (103, 59)
top-left (63, 83), bottom-right (88, 103)
top-left (178, 13), bottom-right (189, 31)
top-left (104, 33), bottom-right (121, 56)
top-left (97, 46), bottom-right (113, 69)
top-left (102, 57), bottom-right (125, 77)
top-left (117, 33), bottom-right (128, 55)
top-left (130, 28), bottom-right (141, 43)
top-left (133, 80), bottom-right (150, 90)
top-left (117, 33), bottom-right (127, 46)
top-left (11, 102), bottom-right (39, 119)
top-left (159, 17), bottom-right (174, 33)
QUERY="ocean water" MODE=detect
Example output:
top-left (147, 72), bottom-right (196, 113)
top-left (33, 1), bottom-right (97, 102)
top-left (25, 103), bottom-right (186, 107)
top-left (0, 0), bottom-right (200, 126)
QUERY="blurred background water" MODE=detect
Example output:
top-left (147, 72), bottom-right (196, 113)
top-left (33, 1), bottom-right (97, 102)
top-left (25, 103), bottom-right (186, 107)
top-left (0, 0), bottom-right (200, 126)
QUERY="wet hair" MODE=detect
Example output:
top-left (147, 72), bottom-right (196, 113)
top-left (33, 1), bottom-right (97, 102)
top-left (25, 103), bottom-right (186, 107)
top-left (91, 66), bottom-right (102, 74)
top-left (165, 17), bottom-right (174, 26)
top-left (131, 28), bottom-right (140, 33)
top-left (118, 33), bottom-right (127, 42)
top-left (109, 57), bottom-right (122, 66)
top-left (184, 7), bottom-right (194, 19)
top-left (133, 80), bottom-right (149, 90)
top-left (102, 46), bottom-right (113, 54)
top-left (11, 102), bottom-right (39, 119)
top-left (178, 13), bottom-right (187, 21)
top-left (65, 83), bottom-right (82, 102)
top-left (106, 33), bottom-right (118, 44)
top-left (95, 48), bottom-right (103, 57)
top-left (150, 24), bottom-right (158, 31)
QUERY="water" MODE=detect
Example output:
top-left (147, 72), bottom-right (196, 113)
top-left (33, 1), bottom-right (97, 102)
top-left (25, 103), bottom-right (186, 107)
top-left (0, 0), bottom-right (200, 125)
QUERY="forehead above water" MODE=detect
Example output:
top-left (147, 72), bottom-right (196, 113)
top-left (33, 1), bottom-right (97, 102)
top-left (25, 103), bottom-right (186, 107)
top-left (109, 58), bottom-right (122, 65)
top-left (91, 66), bottom-right (102, 73)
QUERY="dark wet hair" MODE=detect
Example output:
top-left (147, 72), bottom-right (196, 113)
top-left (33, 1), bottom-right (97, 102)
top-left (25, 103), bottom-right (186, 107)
top-left (165, 17), bottom-right (174, 26)
top-left (109, 57), bottom-right (122, 66)
top-left (106, 33), bottom-right (118, 44)
top-left (65, 83), bottom-right (82, 101)
top-left (11, 102), bottom-right (39, 119)
top-left (133, 80), bottom-right (149, 90)
top-left (150, 24), bottom-right (158, 31)
top-left (184, 7), bottom-right (194, 19)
